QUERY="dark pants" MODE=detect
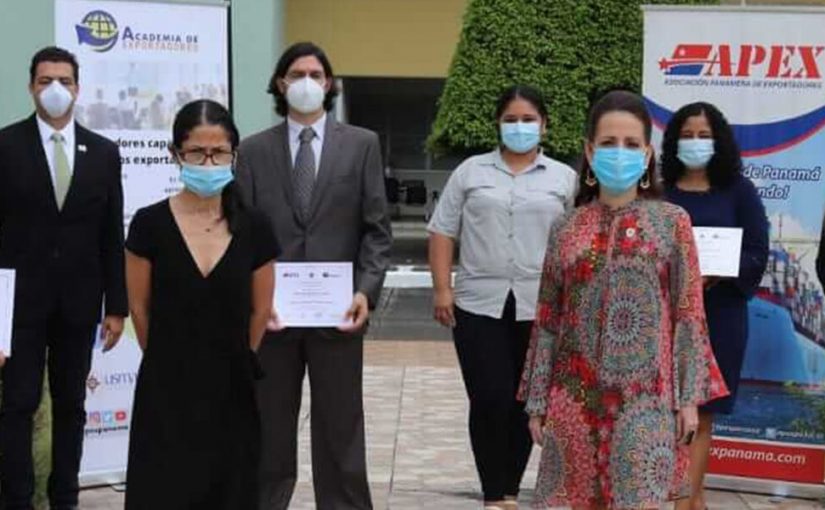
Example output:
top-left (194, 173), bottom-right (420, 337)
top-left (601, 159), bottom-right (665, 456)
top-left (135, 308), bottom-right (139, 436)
top-left (0, 314), bottom-right (96, 510)
top-left (453, 294), bottom-right (534, 501)
top-left (256, 329), bottom-right (371, 510)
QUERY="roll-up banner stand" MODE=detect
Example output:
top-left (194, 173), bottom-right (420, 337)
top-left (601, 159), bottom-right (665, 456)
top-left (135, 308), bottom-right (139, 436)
top-left (55, 0), bottom-right (230, 486)
top-left (643, 5), bottom-right (825, 499)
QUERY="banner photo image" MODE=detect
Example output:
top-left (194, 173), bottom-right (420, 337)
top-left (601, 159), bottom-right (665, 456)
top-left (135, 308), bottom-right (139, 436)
top-left (643, 6), bottom-right (825, 490)
top-left (55, 0), bottom-right (229, 484)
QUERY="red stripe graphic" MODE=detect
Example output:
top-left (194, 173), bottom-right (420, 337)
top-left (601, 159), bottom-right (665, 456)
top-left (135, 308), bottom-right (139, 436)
top-left (708, 438), bottom-right (825, 484)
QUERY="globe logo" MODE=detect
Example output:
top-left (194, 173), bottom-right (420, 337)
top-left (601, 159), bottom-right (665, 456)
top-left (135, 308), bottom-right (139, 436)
top-left (75, 10), bottom-right (119, 52)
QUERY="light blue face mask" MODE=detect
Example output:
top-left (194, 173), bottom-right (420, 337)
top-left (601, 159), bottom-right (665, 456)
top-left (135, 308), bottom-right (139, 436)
top-left (500, 121), bottom-right (541, 153)
top-left (677, 138), bottom-right (715, 169)
top-left (180, 164), bottom-right (234, 197)
top-left (591, 147), bottom-right (647, 195)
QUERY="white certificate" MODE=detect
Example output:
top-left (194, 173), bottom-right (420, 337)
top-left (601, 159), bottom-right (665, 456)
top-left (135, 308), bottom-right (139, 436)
top-left (274, 262), bottom-right (353, 328)
top-left (692, 227), bottom-right (743, 277)
top-left (0, 269), bottom-right (15, 356)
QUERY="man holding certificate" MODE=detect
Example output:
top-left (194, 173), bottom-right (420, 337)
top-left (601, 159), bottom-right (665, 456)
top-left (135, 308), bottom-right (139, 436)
top-left (235, 42), bottom-right (392, 510)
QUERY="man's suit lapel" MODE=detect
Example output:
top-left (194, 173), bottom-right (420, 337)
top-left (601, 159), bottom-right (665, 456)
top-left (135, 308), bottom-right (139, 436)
top-left (271, 123), bottom-right (294, 206)
top-left (24, 115), bottom-right (60, 215)
top-left (308, 118), bottom-right (342, 222)
top-left (62, 125), bottom-right (93, 215)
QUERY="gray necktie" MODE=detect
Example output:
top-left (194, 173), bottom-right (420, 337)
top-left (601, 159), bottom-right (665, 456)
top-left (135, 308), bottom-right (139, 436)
top-left (293, 127), bottom-right (316, 222)
top-left (51, 132), bottom-right (72, 209)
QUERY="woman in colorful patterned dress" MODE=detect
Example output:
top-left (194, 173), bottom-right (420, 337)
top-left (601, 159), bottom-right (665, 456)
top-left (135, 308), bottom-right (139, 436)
top-left (519, 90), bottom-right (728, 510)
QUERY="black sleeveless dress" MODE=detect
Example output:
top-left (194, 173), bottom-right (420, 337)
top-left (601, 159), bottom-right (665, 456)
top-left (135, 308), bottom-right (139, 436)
top-left (124, 199), bottom-right (278, 509)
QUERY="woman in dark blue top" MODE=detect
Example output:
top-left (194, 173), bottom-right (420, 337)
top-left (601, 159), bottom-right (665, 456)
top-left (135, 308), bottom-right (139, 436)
top-left (662, 102), bottom-right (769, 510)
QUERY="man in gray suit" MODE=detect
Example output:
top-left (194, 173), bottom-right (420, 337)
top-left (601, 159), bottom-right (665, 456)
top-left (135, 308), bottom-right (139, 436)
top-left (235, 42), bottom-right (392, 510)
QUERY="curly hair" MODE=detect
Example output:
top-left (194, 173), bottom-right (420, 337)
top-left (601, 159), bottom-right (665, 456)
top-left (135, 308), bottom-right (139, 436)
top-left (660, 102), bottom-right (742, 189)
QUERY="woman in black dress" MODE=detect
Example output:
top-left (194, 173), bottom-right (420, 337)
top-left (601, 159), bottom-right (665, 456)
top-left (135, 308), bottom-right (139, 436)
top-left (124, 100), bottom-right (278, 509)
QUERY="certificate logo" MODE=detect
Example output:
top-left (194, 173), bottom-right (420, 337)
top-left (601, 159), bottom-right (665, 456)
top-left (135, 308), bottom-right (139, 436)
top-left (88, 412), bottom-right (101, 425)
top-left (75, 11), bottom-right (119, 53)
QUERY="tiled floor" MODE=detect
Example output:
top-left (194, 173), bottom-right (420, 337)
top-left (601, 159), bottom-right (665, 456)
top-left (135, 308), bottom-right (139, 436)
top-left (80, 341), bottom-right (824, 509)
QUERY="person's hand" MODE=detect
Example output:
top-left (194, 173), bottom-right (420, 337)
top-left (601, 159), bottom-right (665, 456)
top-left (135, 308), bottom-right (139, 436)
top-left (267, 307), bottom-right (285, 332)
top-left (101, 315), bottom-right (125, 352)
top-left (677, 405), bottom-right (699, 445)
top-left (702, 276), bottom-right (720, 290)
top-left (433, 287), bottom-right (455, 328)
top-left (338, 292), bottom-right (369, 332)
top-left (0, 351), bottom-right (6, 368)
top-left (529, 416), bottom-right (544, 446)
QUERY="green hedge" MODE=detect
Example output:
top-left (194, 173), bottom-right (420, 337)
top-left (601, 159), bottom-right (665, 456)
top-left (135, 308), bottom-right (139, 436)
top-left (428, 0), bottom-right (719, 162)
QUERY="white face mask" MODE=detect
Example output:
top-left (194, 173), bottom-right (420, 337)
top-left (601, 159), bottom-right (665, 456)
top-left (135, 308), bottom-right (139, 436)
top-left (285, 76), bottom-right (326, 114)
top-left (39, 81), bottom-right (75, 119)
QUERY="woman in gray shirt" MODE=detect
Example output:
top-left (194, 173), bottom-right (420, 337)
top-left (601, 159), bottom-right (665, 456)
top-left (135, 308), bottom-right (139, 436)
top-left (427, 85), bottom-right (576, 509)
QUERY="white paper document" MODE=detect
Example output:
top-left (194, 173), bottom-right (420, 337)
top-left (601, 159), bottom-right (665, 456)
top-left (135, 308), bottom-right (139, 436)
top-left (274, 262), bottom-right (353, 328)
top-left (0, 269), bottom-right (15, 356)
top-left (692, 227), bottom-right (743, 277)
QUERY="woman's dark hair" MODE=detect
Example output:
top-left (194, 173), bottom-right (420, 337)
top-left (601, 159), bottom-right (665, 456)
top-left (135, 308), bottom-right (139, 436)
top-left (172, 99), bottom-right (245, 233)
top-left (30, 46), bottom-right (79, 84)
top-left (576, 90), bottom-right (662, 206)
top-left (660, 102), bottom-right (742, 189)
top-left (268, 41), bottom-right (339, 117)
top-left (494, 84), bottom-right (548, 121)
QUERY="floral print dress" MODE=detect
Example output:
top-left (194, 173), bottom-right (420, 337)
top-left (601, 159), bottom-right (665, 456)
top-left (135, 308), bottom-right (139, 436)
top-left (519, 199), bottom-right (728, 509)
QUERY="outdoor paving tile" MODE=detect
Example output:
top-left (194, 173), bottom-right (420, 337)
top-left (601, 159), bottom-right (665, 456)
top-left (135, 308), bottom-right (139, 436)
top-left (78, 341), bottom-right (824, 509)
top-left (705, 489), bottom-right (752, 510)
top-left (739, 492), bottom-right (825, 509)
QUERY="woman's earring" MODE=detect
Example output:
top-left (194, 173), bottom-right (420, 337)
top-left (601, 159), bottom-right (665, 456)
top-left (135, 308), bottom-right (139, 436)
top-left (640, 172), bottom-right (651, 190)
top-left (585, 169), bottom-right (597, 187)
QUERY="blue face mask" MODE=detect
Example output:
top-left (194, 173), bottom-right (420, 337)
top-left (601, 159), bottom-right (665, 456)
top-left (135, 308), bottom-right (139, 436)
top-left (500, 121), bottom-right (541, 153)
top-left (180, 164), bottom-right (234, 197)
top-left (591, 147), bottom-right (647, 195)
top-left (677, 138), bottom-right (715, 169)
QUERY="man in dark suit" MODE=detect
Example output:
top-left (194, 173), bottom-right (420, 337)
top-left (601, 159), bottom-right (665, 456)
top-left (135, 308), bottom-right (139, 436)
top-left (235, 42), bottom-right (392, 510)
top-left (0, 47), bottom-right (127, 510)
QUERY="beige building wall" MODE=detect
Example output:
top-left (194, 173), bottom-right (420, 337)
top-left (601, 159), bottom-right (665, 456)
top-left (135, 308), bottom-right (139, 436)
top-left (285, 0), bottom-right (825, 79)
top-left (285, 0), bottom-right (467, 78)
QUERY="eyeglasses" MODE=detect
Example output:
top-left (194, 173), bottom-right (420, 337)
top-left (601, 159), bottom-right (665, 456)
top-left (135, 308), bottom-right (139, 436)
top-left (177, 149), bottom-right (235, 166)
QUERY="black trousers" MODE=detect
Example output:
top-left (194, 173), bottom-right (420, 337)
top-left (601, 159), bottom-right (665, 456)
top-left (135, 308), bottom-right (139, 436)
top-left (453, 293), bottom-right (534, 501)
top-left (0, 314), bottom-right (96, 510)
top-left (256, 329), bottom-right (372, 510)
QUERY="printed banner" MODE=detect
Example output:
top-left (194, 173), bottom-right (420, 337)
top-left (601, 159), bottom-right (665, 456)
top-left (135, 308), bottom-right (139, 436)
top-left (643, 6), bottom-right (825, 487)
top-left (55, 0), bottom-right (229, 484)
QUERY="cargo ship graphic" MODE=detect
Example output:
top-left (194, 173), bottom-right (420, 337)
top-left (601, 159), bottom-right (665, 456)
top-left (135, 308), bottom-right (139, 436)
top-left (747, 216), bottom-right (825, 386)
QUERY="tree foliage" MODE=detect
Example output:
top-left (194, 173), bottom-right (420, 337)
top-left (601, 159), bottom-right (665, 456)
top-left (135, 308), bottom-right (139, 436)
top-left (428, 0), bottom-right (719, 161)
